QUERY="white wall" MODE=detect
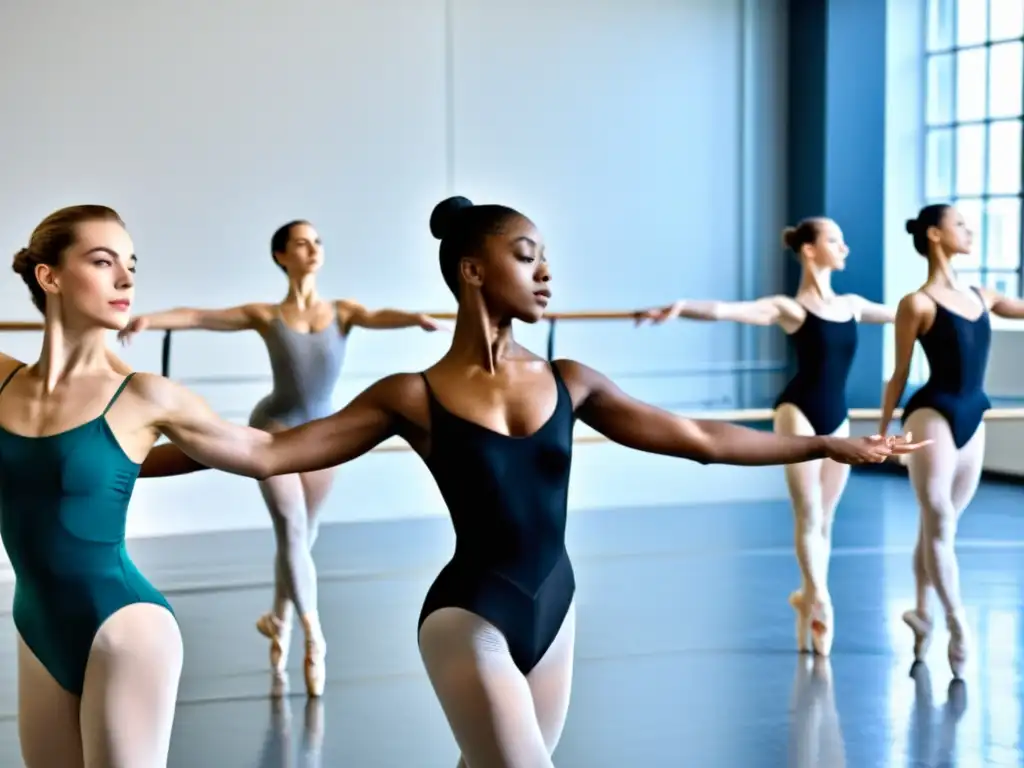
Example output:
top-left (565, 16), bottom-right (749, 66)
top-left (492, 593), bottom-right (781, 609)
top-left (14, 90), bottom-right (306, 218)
top-left (0, 0), bottom-right (792, 538)
top-left (884, 0), bottom-right (1024, 476)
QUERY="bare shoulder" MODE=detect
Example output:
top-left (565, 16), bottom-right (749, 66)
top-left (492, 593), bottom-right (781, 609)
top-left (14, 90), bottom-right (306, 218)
top-left (899, 290), bottom-right (935, 316)
top-left (840, 293), bottom-right (865, 308)
top-left (124, 371), bottom-right (188, 412)
top-left (552, 358), bottom-right (608, 405)
top-left (370, 371), bottom-right (428, 408)
top-left (243, 302), bottom-right (277, 325)
top-left (0, 353), bottom-right (24, 382)
top-left (770, 294), bottom-right (805, 314)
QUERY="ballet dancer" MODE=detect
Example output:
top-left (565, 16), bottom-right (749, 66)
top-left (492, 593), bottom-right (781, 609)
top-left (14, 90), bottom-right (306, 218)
top-left (880, 203), bottom-right (1024, 678)
top-left (0, 204), bottom-right (427, 767)
top-left (118, 218), bottom-right (443, 696)
top-left (634, 217), bottom-right (896, 656)
top-left (153, 196), bottom-right (921, 767)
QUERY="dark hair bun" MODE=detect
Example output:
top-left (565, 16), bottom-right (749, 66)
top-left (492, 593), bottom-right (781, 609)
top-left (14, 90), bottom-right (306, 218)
top-left (781, 226), bottom-right (797, 250)
top-left (429, 196), bottom-right (474, 240)
top-left (11, 247), bottom-right (32, 277)
top-left (905, 218), bottom-right (917, 235)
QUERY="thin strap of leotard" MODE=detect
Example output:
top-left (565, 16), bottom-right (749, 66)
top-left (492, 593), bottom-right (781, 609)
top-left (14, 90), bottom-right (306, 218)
top-left (419, 365), bottom-right (565, 400)
top-left (0, 364), bottom-right (26, 399)
top-left (101, 373), bottom-right (137, 416)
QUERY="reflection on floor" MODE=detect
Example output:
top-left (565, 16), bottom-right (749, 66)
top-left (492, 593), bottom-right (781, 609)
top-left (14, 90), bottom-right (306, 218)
top-left (0, 472), bottom-right (1019, 766)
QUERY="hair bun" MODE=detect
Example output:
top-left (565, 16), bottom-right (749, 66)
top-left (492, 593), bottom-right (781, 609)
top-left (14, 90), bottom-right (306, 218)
top-left (429, 196), bottom-right (474, 240)
top-left (11, 247), bottom-right (32, 276)
top-left (780, 226), bottom-right (797, 249)
top-left (904, 218), bottom-right (917, 235)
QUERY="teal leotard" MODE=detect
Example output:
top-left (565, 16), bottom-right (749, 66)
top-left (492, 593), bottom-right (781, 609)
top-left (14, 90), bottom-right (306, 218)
top-left (0, 364), bottom-right (174, 695)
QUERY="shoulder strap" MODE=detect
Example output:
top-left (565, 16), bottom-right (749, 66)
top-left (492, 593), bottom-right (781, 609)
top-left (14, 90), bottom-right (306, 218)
top-left (419, 371), bottom-right (437, 401)
top-left (102, 373), bottom-right (136, 416)
top-left (0, 364), bottom-right (26, 399)
top-left (971, 286), bottom-right (989, 313)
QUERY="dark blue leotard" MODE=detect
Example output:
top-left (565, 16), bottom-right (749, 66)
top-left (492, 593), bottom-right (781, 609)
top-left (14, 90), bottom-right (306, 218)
top-left (775, 309), bottom-right (859, 435)
top-left (416, 362), bottom-right (575, 674)
top-left (902, 288), bottom-right (991, 449)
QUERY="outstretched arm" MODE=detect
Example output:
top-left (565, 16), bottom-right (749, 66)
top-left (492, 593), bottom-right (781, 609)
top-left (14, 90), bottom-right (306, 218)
top-left (562, 360), bottom-right (926, 466)
top-left (137, 374), bottom-right (400, 479)
top-left (118, 304), bottom-right (263, 344)
top-left (848, 295), bottom-right (897, 324)
top-left (338, 300), bottom-right (445, 332)
top-left (139, 443), bottom-right (208, 478)
top-left (635, 295), bottom-right (802, 328)
top-left (979, 287), bottom-right (1024, 319)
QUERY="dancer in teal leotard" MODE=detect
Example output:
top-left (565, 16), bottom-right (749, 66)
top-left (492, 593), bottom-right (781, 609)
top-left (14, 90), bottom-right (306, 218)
top-left (1, 204), bottom-right (384, 767)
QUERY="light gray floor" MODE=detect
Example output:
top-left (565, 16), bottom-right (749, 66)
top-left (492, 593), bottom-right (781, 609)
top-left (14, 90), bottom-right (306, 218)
top-left (0, 471), bottom-right (1020, 766)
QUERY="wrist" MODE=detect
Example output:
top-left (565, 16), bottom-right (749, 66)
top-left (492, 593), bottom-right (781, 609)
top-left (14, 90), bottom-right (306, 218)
top-left (817, 435), bottom-right (836, 459)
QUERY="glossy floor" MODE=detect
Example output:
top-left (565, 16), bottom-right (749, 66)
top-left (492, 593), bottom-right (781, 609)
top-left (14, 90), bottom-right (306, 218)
top-left (0, 471), bottom-right (1020, 766)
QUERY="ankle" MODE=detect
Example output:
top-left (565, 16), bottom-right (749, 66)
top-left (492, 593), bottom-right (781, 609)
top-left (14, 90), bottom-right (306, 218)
top-left (273, 602), bottom-right (295, 625)
top-left (300, 612), bottom-right (324, 643)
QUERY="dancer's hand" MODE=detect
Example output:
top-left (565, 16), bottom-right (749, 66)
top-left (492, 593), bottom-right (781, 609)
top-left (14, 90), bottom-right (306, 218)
top-left (417, 314), bottom-right (451, 332)
top-left (633, 302), bottom-right (681, 326)
top-left (823, 433), bottom-right (932, 465)
top-left (117, 316), bottom-right (149, 345)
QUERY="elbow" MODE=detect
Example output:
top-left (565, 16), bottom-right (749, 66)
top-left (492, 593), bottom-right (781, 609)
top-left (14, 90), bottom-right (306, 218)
top-left (250, 447), bottom-right (276, 481)
top-left (705, 303), bottom-right (724, 321)
top-left (253, 455), bottom-right (274, 481)
top-left (688, 432), bottom-right (719, 465)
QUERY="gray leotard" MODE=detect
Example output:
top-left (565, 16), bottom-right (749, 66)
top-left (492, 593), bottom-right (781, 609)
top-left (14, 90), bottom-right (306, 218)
top-left (249, 308), bottom-right (348, 429)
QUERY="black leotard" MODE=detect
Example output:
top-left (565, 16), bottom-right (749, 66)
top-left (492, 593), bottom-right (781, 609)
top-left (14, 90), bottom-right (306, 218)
top-left (774, 309), bottom-right (859, 436)
top-left (902, 288), bottom-right (991, 449)
top-left (417, 363), bottom-right (575, 674)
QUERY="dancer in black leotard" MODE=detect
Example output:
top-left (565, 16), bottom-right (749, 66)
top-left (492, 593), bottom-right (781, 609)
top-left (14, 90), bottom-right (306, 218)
top-left (179, 196), bottom-right (923, 766)
top-left (880, 204), bottom-right (1024, 679)
top-left (635, 217), bottom-right (896, 656)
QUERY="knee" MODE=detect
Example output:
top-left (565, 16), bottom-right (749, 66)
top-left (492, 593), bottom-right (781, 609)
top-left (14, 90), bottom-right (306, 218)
top-left (273, 508), bottom-right (308, 543)
top-left (793, 504), bottom-right (825, 535)
top-left (920, 501), bottom-right (957, 543)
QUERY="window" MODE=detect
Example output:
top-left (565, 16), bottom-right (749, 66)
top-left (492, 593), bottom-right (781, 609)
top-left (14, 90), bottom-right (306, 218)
top-left (925, 0), bottom-right (1024, 295)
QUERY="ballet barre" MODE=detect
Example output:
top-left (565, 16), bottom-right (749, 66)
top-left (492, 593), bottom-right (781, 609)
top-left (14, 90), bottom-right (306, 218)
top-left (5, 315), bottom-right (1024, 431)
top-left (0, 310), bottom-right (643, 377)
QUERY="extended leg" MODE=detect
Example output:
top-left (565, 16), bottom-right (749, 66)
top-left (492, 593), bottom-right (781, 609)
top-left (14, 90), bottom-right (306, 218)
top-left (774, 405), bottom-right (832, 654)
top-left (904, 409), bottom-right (967, 676)
top-left (818, 420), bottom-right (852, 588)
top-left (258, 471), bottom-right (326, 695)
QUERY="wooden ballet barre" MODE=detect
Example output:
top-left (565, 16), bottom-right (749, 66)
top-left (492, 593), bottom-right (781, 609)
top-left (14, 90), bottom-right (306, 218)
top-left (0, 310), bottom-right (639, 333)
top-left (0, 321), bottom-right (44, 331)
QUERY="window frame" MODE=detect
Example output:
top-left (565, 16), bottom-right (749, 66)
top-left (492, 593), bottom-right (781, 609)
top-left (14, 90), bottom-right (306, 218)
top-left (923, 0), bottom-right (1024, 295)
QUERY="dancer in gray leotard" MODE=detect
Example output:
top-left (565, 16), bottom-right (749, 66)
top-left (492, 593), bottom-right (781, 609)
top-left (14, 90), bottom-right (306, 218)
top-left (119, 219), bottom-right (442, 697)
top-left (249, 303), bottom-right (350, 429)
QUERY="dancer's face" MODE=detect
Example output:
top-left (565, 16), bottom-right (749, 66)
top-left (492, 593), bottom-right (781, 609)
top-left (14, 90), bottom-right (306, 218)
top-left (35, 219), bottom-right (136, 330)
top-left (807, 219), bottom-right (849, 271)
top-left (275, 223), bottom-right (323, 276)
top-left (931, 207), bottom-right (973, 256)
top-left (473, 215), bottom-right (551, 323)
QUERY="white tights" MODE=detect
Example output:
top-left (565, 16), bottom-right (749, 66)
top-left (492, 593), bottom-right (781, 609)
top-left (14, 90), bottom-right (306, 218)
top-left (418, 603), bottom-right (576, 768)
top-left (259, 465), bottom-right (335, 623)
top-left (774, 404), bottom-right (851, 654)
top-left (904, 408), bottom-right (984, 636)
top-left (18, 603), bottom-right (183, 768)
